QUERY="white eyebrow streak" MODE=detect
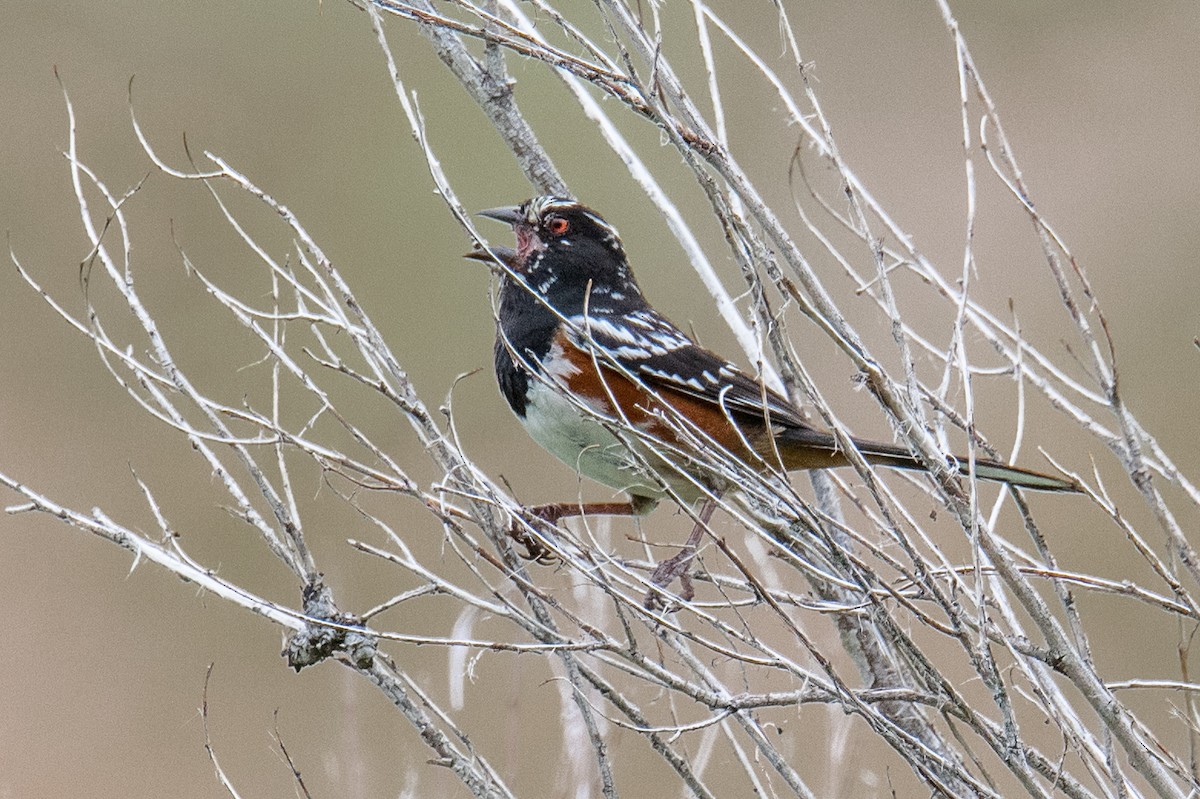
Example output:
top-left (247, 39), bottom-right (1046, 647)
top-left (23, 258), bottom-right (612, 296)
top-left (527, 196), bottom-right (621, 243)
top-left (580, 210), bottom-right (620, 241)
top-left (530, 195), bottom-right (578, 219)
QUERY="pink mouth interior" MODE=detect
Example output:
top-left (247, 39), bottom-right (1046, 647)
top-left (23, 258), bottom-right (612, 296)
top-left (514, 224), bottom-right (542, 268)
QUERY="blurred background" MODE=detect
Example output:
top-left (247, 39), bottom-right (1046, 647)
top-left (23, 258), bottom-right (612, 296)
top-left (2, 2), bottom-right (1198, 796)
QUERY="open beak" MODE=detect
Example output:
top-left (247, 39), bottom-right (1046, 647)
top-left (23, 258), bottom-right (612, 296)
top-left (466, 204), bottom-right (524, 267)
top-left (463, 245), bottom-right (518, 267)
top-left (476, 205), bottom-right (525, 226)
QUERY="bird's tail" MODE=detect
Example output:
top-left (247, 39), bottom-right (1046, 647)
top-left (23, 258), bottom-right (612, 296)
top-left (775, 427), bottom-right (1079, 493)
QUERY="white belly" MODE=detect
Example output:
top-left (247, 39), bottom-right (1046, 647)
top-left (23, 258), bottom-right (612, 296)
top-left (521, 379), bottom-right (685, 502)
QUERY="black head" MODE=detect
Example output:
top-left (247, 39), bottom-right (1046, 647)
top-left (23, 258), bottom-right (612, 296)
top-left (473, 196), bottom-right (646, 316)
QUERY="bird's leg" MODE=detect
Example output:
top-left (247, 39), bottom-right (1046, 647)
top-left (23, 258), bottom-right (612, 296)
top-left (644, 497), bottom-right (719, 611)
top-left (512, 501), bottom-right (642, 563)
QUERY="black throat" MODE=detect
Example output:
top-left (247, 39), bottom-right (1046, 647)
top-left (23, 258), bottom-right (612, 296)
top-left (493, 277), bottom-right (557, 419)
top-left (492, 251), bottom-right (647, 418)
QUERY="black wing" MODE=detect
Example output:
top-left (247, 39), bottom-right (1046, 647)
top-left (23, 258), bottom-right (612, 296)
top-left (567, 309), bottom-right (812, 430)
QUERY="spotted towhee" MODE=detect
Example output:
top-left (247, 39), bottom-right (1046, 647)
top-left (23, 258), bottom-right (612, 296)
top-left (467, 196), bottom-right (1078, 536)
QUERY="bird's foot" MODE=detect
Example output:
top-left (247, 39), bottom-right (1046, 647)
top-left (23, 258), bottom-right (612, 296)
top-left (510, 501), bottom-right (642, 565)
top-left (642, 499), bottom-right (716, 612)
top-left (643, 545), bottom-right (698, 612)
top-left (509, 516), bottom-right (559, 565)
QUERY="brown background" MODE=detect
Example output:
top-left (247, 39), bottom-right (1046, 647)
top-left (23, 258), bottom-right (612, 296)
top-left (2, 2), bottom-right (1198, 796)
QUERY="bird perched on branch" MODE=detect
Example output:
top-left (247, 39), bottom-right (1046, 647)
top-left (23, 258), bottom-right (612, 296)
top-left (466, 195), bottom-right (1077, 557)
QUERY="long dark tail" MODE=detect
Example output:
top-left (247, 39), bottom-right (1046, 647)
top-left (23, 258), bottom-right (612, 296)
top-left (775, 427), bottom-right (1079, 493)
top-left (851, 436), bottom-right (1079, 493)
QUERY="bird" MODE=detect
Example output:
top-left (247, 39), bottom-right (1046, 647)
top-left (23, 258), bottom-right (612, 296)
top-left (465, 195), bottom-right (1078, 554)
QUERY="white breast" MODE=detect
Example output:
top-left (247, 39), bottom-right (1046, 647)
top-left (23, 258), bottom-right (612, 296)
top-left (521, 378), bottom-right (671, 501)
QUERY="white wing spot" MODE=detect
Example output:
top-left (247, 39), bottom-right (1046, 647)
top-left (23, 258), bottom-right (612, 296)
top-left (567, 313), bottom-right (692, 361)
top-left (643, 366), bottom-right (681, 382)
top-left (578, 315), bottom-right (638, 344)
top-left (543, 340), bottom-right (582, 380)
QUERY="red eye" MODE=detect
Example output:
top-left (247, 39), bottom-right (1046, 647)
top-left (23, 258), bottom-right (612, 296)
top-left (546, 216), bottom-right (570, 236)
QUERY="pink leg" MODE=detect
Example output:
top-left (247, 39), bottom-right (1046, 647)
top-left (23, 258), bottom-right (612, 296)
top-left (644, 498), bottom-right (718, 610)
top-left (513, 501), bottom-right (641, 563)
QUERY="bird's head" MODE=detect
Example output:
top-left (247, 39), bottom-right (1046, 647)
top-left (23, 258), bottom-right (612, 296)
top-left (467, 196), bottom-right (644, 313)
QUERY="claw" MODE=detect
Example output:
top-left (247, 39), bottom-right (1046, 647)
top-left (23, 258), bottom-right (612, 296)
top-left (510, 523), bottom-right (557, 565)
